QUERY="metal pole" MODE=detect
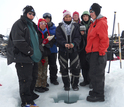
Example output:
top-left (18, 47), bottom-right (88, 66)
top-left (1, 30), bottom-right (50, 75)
top-left (108, 11), bottom-right (116, 73)
top-left (118, 23), bottom-right (122, 68)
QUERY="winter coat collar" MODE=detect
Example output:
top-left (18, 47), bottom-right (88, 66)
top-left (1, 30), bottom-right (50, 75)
top-left (91, 14), bottom-right (107, 28)
top-left (92, 14), bottom-right (103, 23)
top-left (60, 21), bottom-right (75, 43)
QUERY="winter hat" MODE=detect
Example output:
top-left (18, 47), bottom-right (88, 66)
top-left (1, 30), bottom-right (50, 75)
top-left (43, 13), bottom-right (52, 21)
top-left (73, 11), bottom-right (79, 17)
top-left (37, 18), bottom-right (50, 39)
top-left (37, 18), bottom-right (47, 27)
top-left (81, 11), bottom-right (90, 20)
top-left (23, 5), bottom-right (36, 16)
top-left (90, 3), bottom-right (102, 16)
top-left (63, 10), bottom-right (71, 18)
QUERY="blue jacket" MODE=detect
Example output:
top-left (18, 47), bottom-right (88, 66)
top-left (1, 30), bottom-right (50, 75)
top-left (49, 23), bottom-right (57, 53)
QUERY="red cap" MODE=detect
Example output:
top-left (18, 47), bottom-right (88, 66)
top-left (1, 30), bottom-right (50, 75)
top-left (73, 11), bottom-right (79, 17)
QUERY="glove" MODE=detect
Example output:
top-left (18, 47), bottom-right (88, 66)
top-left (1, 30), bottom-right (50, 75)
top-left (98, 55), bottom-right (105, 64)
top-left (41, 59), bottom-right (46, 65)
top-left (42, 38), bottom-right (49, 46)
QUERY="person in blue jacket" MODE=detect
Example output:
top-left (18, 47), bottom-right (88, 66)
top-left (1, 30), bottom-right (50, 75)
top-left (43, 13), bottom-right (59, 85)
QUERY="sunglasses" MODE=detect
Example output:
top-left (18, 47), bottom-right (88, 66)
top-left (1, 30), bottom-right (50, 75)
top-left (90, 10), bottom-right (94, 13)
top-left (40, 22), bottom-right (47, 25)
top-left (28, 12), bottom-right (35, 16)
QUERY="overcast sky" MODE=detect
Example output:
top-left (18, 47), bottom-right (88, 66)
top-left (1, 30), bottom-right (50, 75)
top-left (0, 0), bottom-right (123, 36)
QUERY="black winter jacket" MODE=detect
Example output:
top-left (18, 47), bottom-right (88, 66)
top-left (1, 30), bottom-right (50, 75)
top-left (7, 16), bottom-right (42, 65)
top-left (56, 22), bottom-right (81, 52)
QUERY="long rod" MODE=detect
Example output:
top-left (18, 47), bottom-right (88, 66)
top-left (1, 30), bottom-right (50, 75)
top-left (118, 23), bottom-right (122, 68)
top-left (108, 11), bottom-right (116, 73)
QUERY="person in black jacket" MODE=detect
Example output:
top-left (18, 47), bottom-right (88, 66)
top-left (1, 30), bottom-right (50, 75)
top-left (79, 11), bottom-right (91, 87)
top-left (7, 5), bottom-right (41, 107)
top-left (56, 10), bottom-right (81, 91)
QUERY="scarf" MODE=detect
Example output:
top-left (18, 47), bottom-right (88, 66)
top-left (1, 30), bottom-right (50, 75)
top-left (63, 20), bottom-right (72, 35)
top-left (25, 17), bottom-right (42, 62)
top-left (82, 19), bottom-right (91, 29)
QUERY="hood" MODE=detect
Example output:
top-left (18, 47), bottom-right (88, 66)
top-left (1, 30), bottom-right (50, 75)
top-left (92, 14), bottom-right (104, 22)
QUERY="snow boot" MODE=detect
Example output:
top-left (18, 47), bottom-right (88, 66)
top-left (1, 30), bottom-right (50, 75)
top-left (35, 87), bottom-right (45, 93)
top-left (87, 90), bottom-right (105, 102)
top-left (25, 104), bottom-right (39, 107)
top-left (32, 92), bottom-right (39, 100)
top-left (71, 75), bottom-right (79, 91)
top-left (50, 76), bottom-right (59, 85)
top-left (62, 75), bottom-right (70, 91)
top-left (50, 80), bottom-right (59, 85)
top-left (86, 95), bottom-right (105, 102)
top-left (80, 81), bottom-right (89, 86)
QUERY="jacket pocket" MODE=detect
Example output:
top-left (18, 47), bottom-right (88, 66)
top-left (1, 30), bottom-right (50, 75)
top-left (14, 52), bottom-right (33, 63)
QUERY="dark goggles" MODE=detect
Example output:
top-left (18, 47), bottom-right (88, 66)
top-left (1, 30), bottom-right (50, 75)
top-left (43, 13), bottom-right (51, 18)
top-left (28, 12), bottom-right (35, 16)
top-left (89, 10), bottom-right (94, 13)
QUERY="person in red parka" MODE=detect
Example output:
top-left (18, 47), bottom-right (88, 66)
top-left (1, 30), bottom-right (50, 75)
top-left (85, 3), bottom-right (109, 102)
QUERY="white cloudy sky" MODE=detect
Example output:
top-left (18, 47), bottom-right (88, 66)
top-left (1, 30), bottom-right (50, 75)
top-left (0, 0), bottom-right (123, 36)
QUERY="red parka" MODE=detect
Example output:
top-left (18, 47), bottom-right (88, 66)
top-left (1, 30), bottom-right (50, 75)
top-left (85, 17), bottom-right (109, 56)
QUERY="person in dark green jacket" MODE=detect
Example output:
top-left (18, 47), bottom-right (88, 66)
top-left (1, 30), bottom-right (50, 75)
top-left (79, 11), bottom-right (91, 87)
top-left (7, 5), bottom-right (42, 107)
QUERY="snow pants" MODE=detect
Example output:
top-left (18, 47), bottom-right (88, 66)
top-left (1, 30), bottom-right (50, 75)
top-left (58, 51), bottom-right (80, 87)
top-left (48, 53), bottom-right (58, 82)
top-left (88, 52), bottom-right (107, 97)
top-left (35, 57), bottom-right (48, 87)
top-left (15, 62), bottom-right (38, 104)
top-left (79, 49), bottom-right (90, 83)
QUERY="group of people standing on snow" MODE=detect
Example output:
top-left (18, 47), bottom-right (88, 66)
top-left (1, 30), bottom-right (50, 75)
top-left (7, 2), bottom-right (109, 107)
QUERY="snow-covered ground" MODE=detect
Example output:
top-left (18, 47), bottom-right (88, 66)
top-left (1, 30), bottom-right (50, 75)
top-left (0, 56), bottom-right (124, 107)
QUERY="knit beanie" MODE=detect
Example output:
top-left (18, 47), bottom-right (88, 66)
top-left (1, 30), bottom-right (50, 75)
top-left (63, 10), bottom-right (71, 18)
top-left (90, 3), bottom-right (102, 16)
top-left (73, 11), bottom-right (79, 17)
top-left (23, 5), bottom-right (36, 16)
top-left (37, 18), bottom-right (50, 39)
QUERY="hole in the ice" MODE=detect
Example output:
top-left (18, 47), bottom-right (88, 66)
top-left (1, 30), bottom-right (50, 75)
top-left (52, 92), bottom-right (81, 104)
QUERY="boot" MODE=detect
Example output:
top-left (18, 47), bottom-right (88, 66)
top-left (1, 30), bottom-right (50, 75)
top-left (87, 90), bottom-right (105, 102)
top-left (86, 95), bottom-right (105, 102)
top-left (71, 75), bottom-right (79, 91)
top-left (32, 92), bottom-right (39, 100)
top-left (49, 65), bottom-right (58, 85)
top-left (50, 76), bottom-right (59, 85)
top-left (34, 87), bottom-right (45, 93)
top-left (62, 75), bottom-right (70, 91)
top-left (80, 81), bottom-right (89, 86)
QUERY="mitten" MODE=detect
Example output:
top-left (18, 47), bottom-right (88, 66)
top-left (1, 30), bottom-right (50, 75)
top-left (42, 38), bottom-right (49, 46)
